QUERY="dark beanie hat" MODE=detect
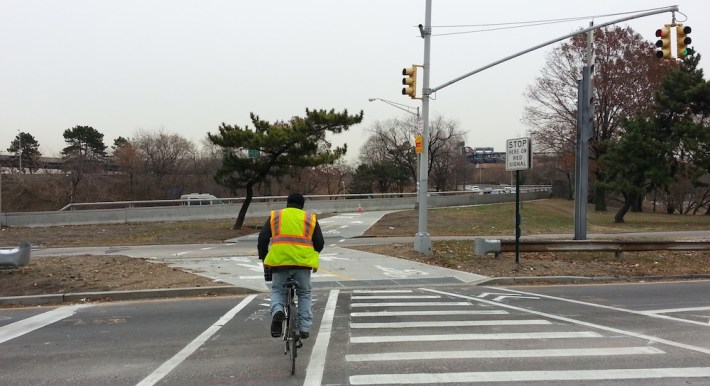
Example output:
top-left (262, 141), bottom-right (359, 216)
top-left (286, 193), bottom-right (305, 209)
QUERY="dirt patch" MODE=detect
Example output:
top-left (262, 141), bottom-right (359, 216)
top-left (1, 255), bottom-right (222, 297)
top-left (350, 241), bottom-right (710, 282)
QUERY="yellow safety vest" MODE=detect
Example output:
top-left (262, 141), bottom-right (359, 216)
top-left (264, 208), bottom-right (319, 269)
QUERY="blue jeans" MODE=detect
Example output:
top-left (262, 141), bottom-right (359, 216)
top-left (270, 268), bottom-right (313, 332)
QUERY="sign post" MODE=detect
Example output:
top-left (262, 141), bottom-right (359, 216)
top-left (506, 137), bottom-right (532, 264)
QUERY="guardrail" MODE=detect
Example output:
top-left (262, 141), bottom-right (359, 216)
top-left (1, 188), bottom-right (552, 227)
top-left (475, 239), bottom-right (710, 257)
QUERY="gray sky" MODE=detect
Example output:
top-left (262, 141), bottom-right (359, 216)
top-left (2, 1), bottom-right (708, 163)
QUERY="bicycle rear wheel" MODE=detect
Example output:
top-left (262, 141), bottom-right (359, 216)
top-left (289, 300), bottom-right (298, 375)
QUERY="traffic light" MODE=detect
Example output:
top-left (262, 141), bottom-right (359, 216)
top-left (401, 66), bottom-right (417, 99)
top-left (676, 24), bottom-right (694, 58)
top-left (655, 25), bottom-right (672, 58)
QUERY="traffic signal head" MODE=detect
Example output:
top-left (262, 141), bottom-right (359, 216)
top-left (676, 25), bottom-right (694, 58)
top-left (655, 25), bottom-right (672, 58)
top-left (401, 66), bottom-right (417, 99)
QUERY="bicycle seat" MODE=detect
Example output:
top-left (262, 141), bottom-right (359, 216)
top-left (283, 277), bottom-right (300, 289)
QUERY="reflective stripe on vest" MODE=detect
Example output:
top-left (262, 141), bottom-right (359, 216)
top-left (270, 209), bottom-right (315, 247)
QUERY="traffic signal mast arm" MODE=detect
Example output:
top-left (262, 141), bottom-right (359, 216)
top-left (427, 5), bottom-right (679, 94)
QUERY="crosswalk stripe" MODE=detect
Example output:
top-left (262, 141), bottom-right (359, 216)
top-left (346, 346), bottom-right (664, 361)
top-left (351, 295), bottom-right (441, 300)
top-left (351, 302), bottom-right (471, 307)
top-left (350, 319), bottom-right (550, 329)
top-left (353, 290), bottom-right (413, 293)
top-left (351, 331), bottom-right (602, 344)
top-left (350, 367), bottom-right (710, 384)
top-left (350, 310), bottom-right (508, 317)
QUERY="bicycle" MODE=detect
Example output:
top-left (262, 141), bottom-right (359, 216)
top-left (282, 275), bottom-right (303, 375)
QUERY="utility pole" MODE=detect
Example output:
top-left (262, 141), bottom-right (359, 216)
top-left (574, 22), bottom-right (594, 240)
top-left (414, 0), bottom-right (433, 255)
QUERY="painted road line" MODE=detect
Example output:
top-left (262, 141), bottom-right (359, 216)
top-left (429, 287), bottom-right (710, 356)
top-left (351, 302), bottom-right (471, 308)
top-left (351, 331), bottom-right (602, 344)
top-left (353, 290), bottom-right (413, 293)
top-left (350, 367), bottom-right (710, 385)
top-left (350, 319), bottom-right (550, 329)
top-left (346, 346), bottom-right (664, 362)
top-left (350, 310), bottom-right (508, 317)
top-left (304, 289), bottom-right (339, 386)
top-left (0, 305), bottom-right (91, 344)
top-left (351, 295), bottom-right (441, 300)
top-left (642, 305), bottom-right (710, 314)
top-left (136, 295), bottom-right (257, 386)
top-left (487, 286), bottom-right (710, 328)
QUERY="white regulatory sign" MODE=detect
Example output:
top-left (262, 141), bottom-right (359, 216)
top-left (505, 137), bottom-right (532, 171)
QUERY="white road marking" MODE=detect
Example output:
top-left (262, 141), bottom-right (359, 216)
top-left (199, 247), bottom-right (215, 250)
top-left (135, 295), bottom-right (256, 386)
top-left (175, 251), bottom-right (188, 256)
top-left (493, 295), bottom-right (540, 301)
top-left (643, 305), bottom-right (710, 314)
top-left (350, 367), bottom-right (710, 384)
top-left (0, 305), bottom-right (91, 344)
top-left (346, 346), bottom-right (664, 361)
top-left (351, 302), bottom-right (471, 308)
top-left (489, 286), bottom-right (710, 328)
top-left (351, 331), bottom-right (602, 344)
top-left (350, 310), bottom-right (508, 317)
top-left (427, 287), bottom-right (710, 355)
top-left (351, 295), bottom-right (440, 300)
top-left (353, 290), bottom-right (413, 293)
top-left (350, 319), bottom-right (550, 329)
top-left (304, 289), bottom-right (339, 386)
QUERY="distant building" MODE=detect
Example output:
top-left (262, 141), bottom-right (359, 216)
top-left (462, 146), bottom-right (505, 164)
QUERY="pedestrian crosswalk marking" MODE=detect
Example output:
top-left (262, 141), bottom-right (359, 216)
top-left (349, 367), bottom-right (710, 384)
top-left (350, 310), bottom-right (508, 317)
top-left (350, 319), bottom-right (550, 329)
top-left (351, 302), bottom-right (471, 307)
top-left (350, 331), bottom-right (602, 344)
top-left (346, 346), bottom-right (664, 361)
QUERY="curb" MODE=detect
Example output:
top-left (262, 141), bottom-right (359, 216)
top-left (0, 286), bottom-right (259, 306)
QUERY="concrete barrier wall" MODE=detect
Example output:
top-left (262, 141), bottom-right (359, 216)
top-left (1, 190), bottom-right (550, 227)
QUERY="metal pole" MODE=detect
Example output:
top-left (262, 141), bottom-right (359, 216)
top-left (574, 23), bottom-right (594, 240)
top-left (515, 170), bottom-right (521, 264)
top-left (414, 0), bottom-right (432, 255)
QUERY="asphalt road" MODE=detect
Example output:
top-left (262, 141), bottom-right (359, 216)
top-left (5, 210), bottom-right (710, 384)
top-left (2, 281), bottom-right (710, 385)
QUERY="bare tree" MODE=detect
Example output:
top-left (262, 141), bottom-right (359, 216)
top-left (134, 129), bottom-right (196, 178)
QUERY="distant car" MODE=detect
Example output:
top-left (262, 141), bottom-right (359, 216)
top-left (466, 185), bottom-right (481, 193)
top-left (503, 186), bottom-right (515, 194)
top-left (180, 193), bottom-right (223, 206)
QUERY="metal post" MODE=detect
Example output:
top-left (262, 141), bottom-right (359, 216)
top-left (574, 23), bottom-right (594, 240)
top-left (414, 0), bottom-right (432, 255)
top-left (515, 170), bottom-right (521, 264)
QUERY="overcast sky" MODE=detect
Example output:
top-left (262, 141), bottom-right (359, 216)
top-left (1, 1), bottom-right (708, 163)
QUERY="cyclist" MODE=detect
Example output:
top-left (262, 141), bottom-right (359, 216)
top-left (258, 192), bottom-right (324, 340)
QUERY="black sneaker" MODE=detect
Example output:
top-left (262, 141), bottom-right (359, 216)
top-left (271, 310), bottom-right (285, 338)
top-left (299, 331), bottom-right (309, 339)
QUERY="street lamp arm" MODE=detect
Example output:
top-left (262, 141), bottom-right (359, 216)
top-left (369, 98), bottom-right (420, 118)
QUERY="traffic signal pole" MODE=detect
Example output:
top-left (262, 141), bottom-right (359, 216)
top-left (414, 0), bottom-right (433, 255)
top-left (410, 3), bottom-right (679, 255)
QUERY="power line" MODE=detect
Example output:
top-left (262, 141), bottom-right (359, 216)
top-left (429, 7), bottom-right (676, 37)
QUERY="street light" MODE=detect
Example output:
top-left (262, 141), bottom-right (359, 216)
top-left (368, 97), bottom-right (422, 205)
